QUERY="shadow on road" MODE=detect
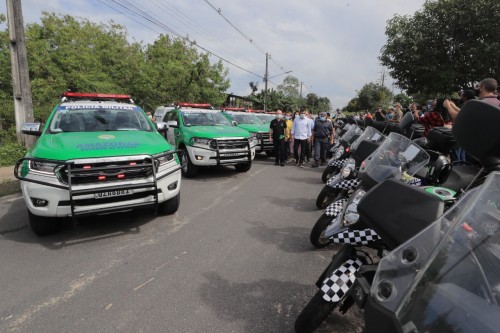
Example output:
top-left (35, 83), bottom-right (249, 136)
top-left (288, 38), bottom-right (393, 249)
top-left (0, 196), bottom-right (156, 250)
top-left (199, 271), bottom-right (363, 333)
top-left (245, 220), bottom-right (314, 253)
top-left (263, 195), bottom-right (318, 212)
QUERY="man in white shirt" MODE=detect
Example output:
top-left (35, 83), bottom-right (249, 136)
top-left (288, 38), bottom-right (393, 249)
top-left (291, 109), bottom-right (313, 167)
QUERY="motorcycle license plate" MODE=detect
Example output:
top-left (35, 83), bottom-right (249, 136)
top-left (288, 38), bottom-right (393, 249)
top-left (94, 189), bottom-right (132, 199)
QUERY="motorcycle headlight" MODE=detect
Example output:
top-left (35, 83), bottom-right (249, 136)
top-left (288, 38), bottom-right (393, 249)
top-left (334, 146), bottom-right (344, 159)
top-left (341, 166), bottom-right (352, 179)
top-left (343, 189), bottom-right (366, 226)
top-left (29, 160), bottom-right (62, 174)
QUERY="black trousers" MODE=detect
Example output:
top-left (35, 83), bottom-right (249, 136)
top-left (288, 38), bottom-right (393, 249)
top-left (294, 139), bottom-right (307, 163)
top-left (274, 139), bottom-right (286, 164)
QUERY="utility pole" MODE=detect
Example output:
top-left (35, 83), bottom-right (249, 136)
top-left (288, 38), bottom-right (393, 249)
top-left (300, 81), bottom-right (303, 99)
top-left (7, 0), bottom-right (35, 148)
top-left (263, 53), bottom-right (269, 112)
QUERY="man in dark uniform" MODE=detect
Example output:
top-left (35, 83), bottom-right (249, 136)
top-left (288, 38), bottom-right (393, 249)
top-left (311, 111), bottom-right (334, 167)
top-left (269, 109), bottom-right (287, 166)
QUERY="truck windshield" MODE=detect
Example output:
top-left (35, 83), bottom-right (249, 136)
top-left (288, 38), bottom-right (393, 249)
top-left (49, 105), bottom-right (153, 132)
top-left (182, 111), bottom-right (231, 126)
top-left (230, 113), bottom-right (263, 125)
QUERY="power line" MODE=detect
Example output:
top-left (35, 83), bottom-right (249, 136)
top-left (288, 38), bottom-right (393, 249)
top-left (98, 0), bottom-right (263, 79)
top-left (203, 0), bottom-right (290, 74)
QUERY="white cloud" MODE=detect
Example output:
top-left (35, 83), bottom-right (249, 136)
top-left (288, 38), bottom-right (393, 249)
top-left (0, 0), bottom-right (426, 109)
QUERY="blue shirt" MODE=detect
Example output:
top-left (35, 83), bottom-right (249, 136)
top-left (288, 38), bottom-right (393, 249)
top-left (291, 117), bottom-right (313, 140)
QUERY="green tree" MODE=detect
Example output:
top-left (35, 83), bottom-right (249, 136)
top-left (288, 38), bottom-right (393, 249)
top-left (356, 82), bottom-right (393, 111)
top-left (393, 92), bottom-right (413, 108)
top-left (380, 0), bottom-right (500, 95)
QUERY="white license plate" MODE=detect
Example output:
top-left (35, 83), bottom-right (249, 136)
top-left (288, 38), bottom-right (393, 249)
top-left (94, 189), bottom-right (132, 199)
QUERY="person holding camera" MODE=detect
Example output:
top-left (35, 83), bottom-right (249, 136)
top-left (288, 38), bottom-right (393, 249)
top-left (412, 97), bottom-right (453, 137)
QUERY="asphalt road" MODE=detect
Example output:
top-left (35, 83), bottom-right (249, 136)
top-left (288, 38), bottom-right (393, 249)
top-left (0, 156), bottom-right (363, 333)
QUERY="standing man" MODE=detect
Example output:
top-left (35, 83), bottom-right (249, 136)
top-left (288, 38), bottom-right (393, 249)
top-left (284, 111), bottom-right (293, 162)
top-left (311, 111), bottom-right (334, 167)
top-left (304, 109), bottom-right (314, 163)
top-left (477, 78), bottom-right (500, 107)
top-left (291, 109), bottom-right (313, 167)
top-left (392, 102), bottom-right (404, 122)
top-left (269, 110), bottom-right (287, 166)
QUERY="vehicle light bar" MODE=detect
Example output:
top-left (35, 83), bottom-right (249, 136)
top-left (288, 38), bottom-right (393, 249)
top-left (61, 92), bottom-right (132, 100)
top-left (176, 102), bottom-right (212, 109)
top-left (222, 107), bottom-right (247, 111)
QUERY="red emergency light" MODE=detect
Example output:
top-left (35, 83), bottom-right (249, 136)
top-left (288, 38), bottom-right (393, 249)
top-left (222, 107), bottom-right (247, 112)
top-left (61, 92), bottom-right (132, 100)
top-left (176, 102), bottom-right (212, 109)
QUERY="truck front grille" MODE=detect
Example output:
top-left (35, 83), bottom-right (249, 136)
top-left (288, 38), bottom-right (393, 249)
top-left (215, 138), bottom-right (249, 150)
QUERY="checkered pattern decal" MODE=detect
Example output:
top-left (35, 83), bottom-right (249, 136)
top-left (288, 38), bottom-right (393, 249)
top-left (325, 198), bottom-right (348, 217)
top-left (328, 158), bottom-right (346, 167)
top-left (331, 228), bottom-right (380, 245)
top-left (404, 177), bottom-right (423, 186)
top-left (321, 258), bottom-right (363, 303)
top-left (331, 178), bottom-right (360, 190)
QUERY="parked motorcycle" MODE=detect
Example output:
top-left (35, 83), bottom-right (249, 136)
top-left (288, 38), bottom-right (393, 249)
top-left (311, 132), bottom-right (430, 248)
top-left (322, 126), bottom-right (385, 183)
top-left (295, 100), bottom-right (499, 333)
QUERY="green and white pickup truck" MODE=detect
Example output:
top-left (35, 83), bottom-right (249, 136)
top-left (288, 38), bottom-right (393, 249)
top-left (14, 92), bottom-right (183, 236)
top-left (222, 110), bottom-right (273, 155)
top-left (154, 103), bottom-right (257, 178)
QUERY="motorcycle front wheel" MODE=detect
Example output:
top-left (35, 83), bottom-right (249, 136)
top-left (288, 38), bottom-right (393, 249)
top-left (322, 165), bottom-right (340, 183)
top-left (316, 186), bottom-right (341, 209)
top-left (294, 290), bottom-right (337, 333)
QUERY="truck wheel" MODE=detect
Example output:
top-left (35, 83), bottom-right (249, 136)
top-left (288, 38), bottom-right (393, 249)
top-left (28, 210), bottom-right (62, 236)
top-left (158, 192), bottom-right (180, 215)
top-left (181, 148), bottom-right (198, 178)
top-left (265, 151), bottom-right (274, 157)
top-left (294, 290), bottom-right (337, 333)
top-left (235, 162), bottom-right (251, 172)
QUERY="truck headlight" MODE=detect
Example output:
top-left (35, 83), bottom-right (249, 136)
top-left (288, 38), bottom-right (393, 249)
top-left (249, 134), bottom-right (258, 147)
top-left (153, 151), bottom-right (175, 167)
top-left (343, 189), bottom-right (366, 226)
top-left (191, 138), bottom-right (215, 148)
top-left (29, 160), bottom-right (62, 174)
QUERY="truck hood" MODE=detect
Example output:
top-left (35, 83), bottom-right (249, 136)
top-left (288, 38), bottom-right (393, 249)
top-left (184, 125), bottom-right (250, 139)
top-left (27, 131), bottom-right (172, 160)
top-left (236, 123), bottom-right (270, 133)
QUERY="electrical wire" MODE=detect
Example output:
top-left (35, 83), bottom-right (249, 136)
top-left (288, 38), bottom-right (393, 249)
top-left (97, 0), bottom-right (263, 79)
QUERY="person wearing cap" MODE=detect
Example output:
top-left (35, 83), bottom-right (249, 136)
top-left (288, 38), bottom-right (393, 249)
top-left (311, 111), bottom-right (334, 167)
top-left (392, 102), bottom-right (404, 122)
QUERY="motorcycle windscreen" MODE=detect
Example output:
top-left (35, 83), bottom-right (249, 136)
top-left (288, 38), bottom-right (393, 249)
top-left (371, 171), bottom-right (500, 333)
top-left (350, 126), bottom-right (385, 152)
top-left (360, 132), bottom-right (430, 186)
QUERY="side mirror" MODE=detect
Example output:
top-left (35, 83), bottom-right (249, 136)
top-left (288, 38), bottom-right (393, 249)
top-left (156, 122), bottom-right (168, 133)
top-left (21, 122), bottom-right (43, 136)
top-left (232, 120), bottom-right (238, 126)
top-left (167, 120), bottom-right (178, 128)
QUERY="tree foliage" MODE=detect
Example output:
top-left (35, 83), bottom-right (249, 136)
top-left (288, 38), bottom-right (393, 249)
top-left (345, 82), bottom-right (394, 112)
top-left (0, 12), bottom-right (230, 133)
top-left (380, 0), bottom-right (500, 95)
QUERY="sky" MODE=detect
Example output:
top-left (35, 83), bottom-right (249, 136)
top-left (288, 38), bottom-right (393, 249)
top-left (0, 0), bottom-right (427, 110)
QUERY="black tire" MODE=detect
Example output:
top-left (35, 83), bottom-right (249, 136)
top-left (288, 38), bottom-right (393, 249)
top-left (316, 186), bottom-right (340, 209)
top-left (28, 210), bottom-right (62, 236)
top-left (180, 148), bottom-right (198, 178)
top-left (321, 166), bottom-right (340, 183)
top-left (158, 192), bottom-right (180, 215)
top-left (295, 290), bottom-right (337, 333)
top-left (310, 214), bottom-right (334, 248)
top-left (235, 162), bottom-right (251, 172)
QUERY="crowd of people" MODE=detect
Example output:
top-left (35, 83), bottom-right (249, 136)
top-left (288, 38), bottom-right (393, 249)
top-left (268, 77), bottom-right (500, 168)
top-left (269, 108), bottom-right (335, 168)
